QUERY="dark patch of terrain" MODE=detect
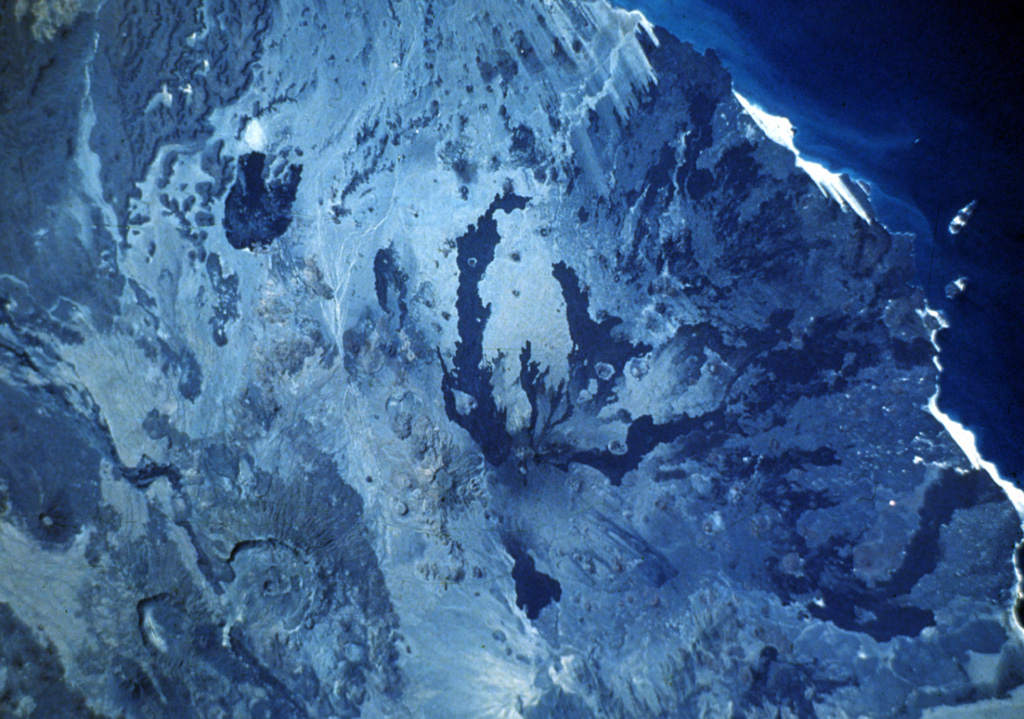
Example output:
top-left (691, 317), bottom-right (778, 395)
top-left (440, 188), bottom-right (529, 466)
top-left (505, 539), bottom-right (562, 619)
top-left (224, 152), bottom-right (302, 251)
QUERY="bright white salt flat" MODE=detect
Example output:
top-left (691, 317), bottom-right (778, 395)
top-left (144, 83), bottom-right (174, 113)
top-left (734, 91), bottom-right (874, 224)
top-left (243, 118), bottom-right (267, 152)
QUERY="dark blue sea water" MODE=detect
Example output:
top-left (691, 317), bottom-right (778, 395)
top-left (621, 0), bottom-right (1024, 482)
